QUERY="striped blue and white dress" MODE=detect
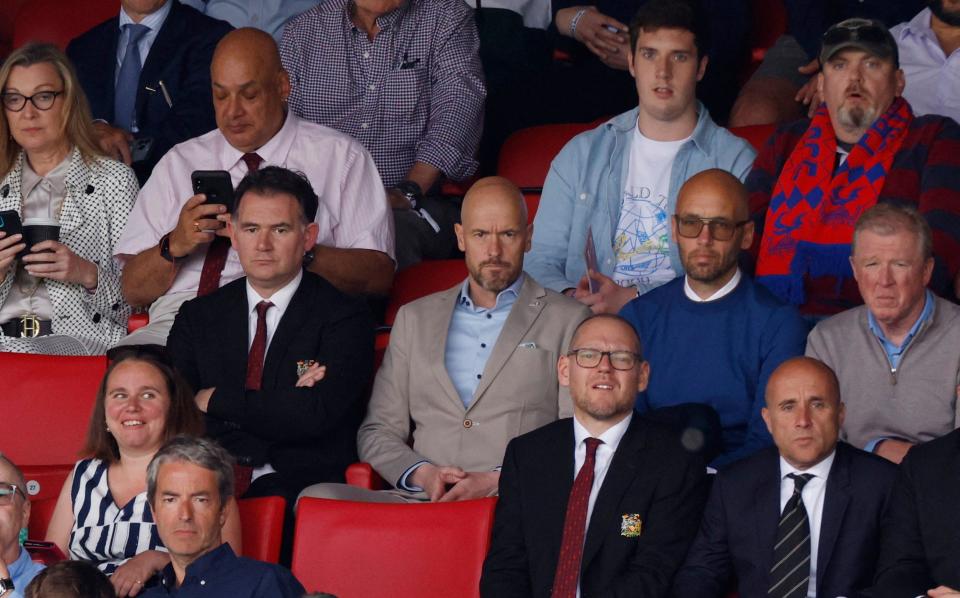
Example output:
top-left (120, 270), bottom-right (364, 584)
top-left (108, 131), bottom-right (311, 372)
top-left (68, 458), bottom-right (166, 574)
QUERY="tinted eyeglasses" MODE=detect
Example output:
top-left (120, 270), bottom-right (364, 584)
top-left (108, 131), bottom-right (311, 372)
top-left (674, 216), bottom-right (750, 241)
top-left (568, 348), bottom-right (641, 371)
top-left (1, 90), bottom-right (63, 112)
top-left (0, 483), bottom-right (25, 506)
top-left (822, 18), bottom-right (892, 48)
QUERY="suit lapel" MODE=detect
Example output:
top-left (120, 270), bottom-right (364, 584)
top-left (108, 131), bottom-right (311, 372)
top-left (816, 446), bottom-right (850, 593)
top-left (469, 277), bottom-right (545, 409)
top-left (580, 417), bottom-right (644, 570)
top-left (220, 282), bottom-right (250, 384)
top-left (425, 285), bottom-right (464, 411)
top-left (545, 421), bottom-right (577, 566)
top-left (261, 273), bottom-right (312, 389)
top-left (753, 450), bottom-right (783, 579)
top-left (137, 1), bottom-right (183, 117)
top-left (94, 20), bottom-right (121, 122)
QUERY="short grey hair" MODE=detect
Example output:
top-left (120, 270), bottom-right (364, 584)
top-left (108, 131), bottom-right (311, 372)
top-left (0, 452), bottom-right (27, 499)
top-left (852, 203), bottom-right (932, 260)
top-left (146, 436), bottom-right (235, 507)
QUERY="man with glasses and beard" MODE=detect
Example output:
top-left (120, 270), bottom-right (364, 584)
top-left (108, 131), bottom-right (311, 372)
top-left (891, 0), bottom-right (960, 123)
top-left (298, 177), bottom-right (589, 504)
top-left (747, 17), bottom-right (960, 318)
top-left (620, 170), bottom-right (807, 469)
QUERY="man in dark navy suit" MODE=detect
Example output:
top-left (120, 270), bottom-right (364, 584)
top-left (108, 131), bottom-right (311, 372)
top-left (67, 0), bottom-right (232, 182)
top-left (672, 357), bottom-right (897, 598)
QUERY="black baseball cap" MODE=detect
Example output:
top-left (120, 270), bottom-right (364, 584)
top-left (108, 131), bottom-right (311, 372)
top-left (820, 18), bottom-right (899, 67)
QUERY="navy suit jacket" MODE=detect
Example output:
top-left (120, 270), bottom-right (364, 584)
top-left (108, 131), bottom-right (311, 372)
top-left (67, 1), bottom-right (232, 183)
top-left (871, 429), bottom-right (960, 596)
top-left (166, 272), bottom-right (375, 493)
top-left (672, 443), bottom-right (897, 598)
top-left (480, 416), bottom-right (707, 598)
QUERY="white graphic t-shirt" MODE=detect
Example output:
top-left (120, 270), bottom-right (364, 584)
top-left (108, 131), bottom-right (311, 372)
top-left (612, 124), bottom-right (687, 288)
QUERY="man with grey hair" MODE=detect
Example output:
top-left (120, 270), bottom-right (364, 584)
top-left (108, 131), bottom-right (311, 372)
top-left (806, 203), bottom-right (960, 464)
top-left (0, 454), bottom-right (43, 598)
top-left (141, 437), bottom-right (304, 597)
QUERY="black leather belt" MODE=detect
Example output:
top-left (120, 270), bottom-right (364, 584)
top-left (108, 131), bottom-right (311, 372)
top-left (1, 316), bottom-right (53, 338)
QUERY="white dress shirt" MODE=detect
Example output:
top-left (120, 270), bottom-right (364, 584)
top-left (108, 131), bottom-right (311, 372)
top-left (778, 450), bottom-right (836, 598)
top-left (683, 268), bottom-right (742, 302)
top-left (114, 111), bottom-right (394, 298)
top-left (572, 412), bottom-right (633, 598)
top-left (891, 8), bottom-right (960, 125)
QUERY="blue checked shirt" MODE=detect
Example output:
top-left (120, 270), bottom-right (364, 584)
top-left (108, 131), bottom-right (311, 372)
top-left (279, 0), bottom-right (486, 187)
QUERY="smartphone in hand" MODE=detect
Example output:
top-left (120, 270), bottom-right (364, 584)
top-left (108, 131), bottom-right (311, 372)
top-left (191, 170), bottom-right (235, 213)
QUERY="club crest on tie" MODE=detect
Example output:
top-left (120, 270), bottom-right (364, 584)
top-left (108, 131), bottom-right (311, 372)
top-left (296, 360), bottom-right (316, 377)
top-left (620, 514), bottom-right (642, 537)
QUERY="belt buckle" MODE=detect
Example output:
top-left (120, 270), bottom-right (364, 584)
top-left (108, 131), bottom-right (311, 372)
top-left (19, 314), bottom-right (41, 338)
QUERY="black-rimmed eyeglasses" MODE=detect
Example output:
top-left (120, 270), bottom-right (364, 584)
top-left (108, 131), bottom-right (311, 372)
top-left (567, 348), bottom-right (641, 371)
top-left (1, 90), bottom-right (63, 112)
top-left (674, 216), bottom-right (750, 241)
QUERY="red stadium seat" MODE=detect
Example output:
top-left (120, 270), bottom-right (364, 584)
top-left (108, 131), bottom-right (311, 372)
top-left (730, 124), bottom-right (777, 152)
top-left (292, 497), bottom-right (497, 598)
top-left (743, 0), bottom-right (788, 81)
top-left (21, 464), bottom-right (72, 504)
top-left (0, 0), bottom-right (29, 58)
top-left (3, 353), bottom-right (106, 466)
top-left (344, 462), bottom-right (385, 491)
top-left (237, 496), bottom-right (285, 564)
top-left (385, 259), bottom-right (467, 326)
top-left (26, 496), bottom-right (57, 540)
top-left (13, 0), bottom-right (119, 50)
top-left (497, 121), bottom-right (603, 223)
top-left (128, 311), bottom-right (149, 333)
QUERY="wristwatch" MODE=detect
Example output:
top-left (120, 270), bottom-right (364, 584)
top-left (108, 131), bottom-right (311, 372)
top-left (0, 578), bottom-right (15, 595)
top-left (392, 180), bottom-right (423, 210)
top-left (159, 232), bottom-right (185, 264)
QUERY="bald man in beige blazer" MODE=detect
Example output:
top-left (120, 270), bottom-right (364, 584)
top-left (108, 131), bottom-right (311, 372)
top-left (298, 177), bottom-right (589, 503)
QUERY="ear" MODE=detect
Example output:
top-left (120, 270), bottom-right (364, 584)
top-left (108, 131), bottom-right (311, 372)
top-left (226, 218), bottom-right (237, 246)
top-left (278, 69), bottom-right (292, 102)
top-left (627, 45), bottom-right (636, 79)
top-left (922, 256), bottom-right (934, 287)
top-left (557, 354), bottom-right (571, 388)
top-left (696, 54), bottom-right (708, 82)
top-left (636, 360), bottom-right (650, 393)
top-left (740, 220), bottom-right (754, 250)
top-left (19, 496), bottom-right (30, 531)
top-left (816, 72), bottom-right (825, 97)
top-left (303, 222), bottom-right (320, 252)
top-left (761, 406), bottom-right (772, 435)
top-left (524, 222), bottom-right (533, 253)
top-left (894, 68), bottom-right (905, 97)
top-left (454, 222), bottom-right (466, 253)
top-left (670, 214), bottom-right (678, 244)
top-left (849, 254), bottom-right (859, 283)
top-left (837, 401), bottom-right (846, 429)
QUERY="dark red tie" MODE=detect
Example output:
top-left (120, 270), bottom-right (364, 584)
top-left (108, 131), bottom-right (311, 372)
top-left (552, 437), bottom-right (603, 598)
top-left (196, 153), bottom-right (263, 296)
top-left (245, 300), bottom-right (273, 390)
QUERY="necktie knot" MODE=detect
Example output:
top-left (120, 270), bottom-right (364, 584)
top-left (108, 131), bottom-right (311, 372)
top-left (788, 473), bottom-right (814, 494)
top-left (584, 437), bottom-right (602, 460)
top-left (125, 23), bottom-right (150, 43)
top-left (255, 300), bottom-right (273, 318)
top-left (242, 152), bottom-right (263, 173)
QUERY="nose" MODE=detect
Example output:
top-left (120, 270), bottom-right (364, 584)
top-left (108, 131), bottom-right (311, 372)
top-left (795, 404), bottom-right (812, 428)
top-left (485, 233), bottom-right (502, 257)
top-left (596, 352), bottom-right (614, 372)
top-left (877, 265), bottom-right (894, 286)
top-left (255, 228), bottom-right (272, 251)
top-left (223, 95), bottom-right (244, 120)
top-left (696, 221), bottom-right (713, 245)
top-left (656, 54), bottom-right (672, 80)
top-left (177, 500), bottom-right (193, 521)
top-left (125, 396), bottom-right (143, 411)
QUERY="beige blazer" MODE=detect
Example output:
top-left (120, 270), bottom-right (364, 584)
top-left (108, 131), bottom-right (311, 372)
top-left (358, 275), bottom-right (590, 488)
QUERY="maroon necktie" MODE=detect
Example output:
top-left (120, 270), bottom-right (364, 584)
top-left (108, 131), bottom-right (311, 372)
top-left (196, 153), bottom-right (263, 296)
top-left (245, 300), bottom-right (273, 390)
top-left (552, 437), bottom-right (603, 598)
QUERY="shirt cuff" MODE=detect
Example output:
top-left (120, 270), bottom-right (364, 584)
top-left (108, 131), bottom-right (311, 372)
top-left (864, 437), bottom-right (891, 453)
top-left (398, 460), bottom-right (430, 492)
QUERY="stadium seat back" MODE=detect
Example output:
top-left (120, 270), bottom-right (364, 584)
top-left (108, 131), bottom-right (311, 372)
top-left (385, 259), bottom-right (467, 326)
top-left (292, 497), bottom-right (497, 598)
top-left (13, 0), bottom-right (119, 50)
top-left (26, 496), bottom-right (57, 539)
top-left (3, 353), bottom-right (106, 466)
top-left (238, 496), bottom-right (285, 564)
top-left (730, 124), bottom-right (777, 152)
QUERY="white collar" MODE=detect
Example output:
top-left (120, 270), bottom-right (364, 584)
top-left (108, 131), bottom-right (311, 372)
top-left (683, 268), bottom-right (742, 302)
top-left (573, 411), bottom-right (633, 452)
top-left (778, 449), bottom-right (836, 482)
top-left (245, 269), bottom-right (303, 314)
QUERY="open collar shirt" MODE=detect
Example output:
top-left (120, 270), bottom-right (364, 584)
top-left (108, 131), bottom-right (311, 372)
top-left (891, 8), bottom-right (960, 124)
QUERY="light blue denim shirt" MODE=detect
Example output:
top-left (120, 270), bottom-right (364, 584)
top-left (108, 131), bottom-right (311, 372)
top-left (180, 0), bottom-right (319, 42)
top-left (527, 103), bottom-right (756, 294)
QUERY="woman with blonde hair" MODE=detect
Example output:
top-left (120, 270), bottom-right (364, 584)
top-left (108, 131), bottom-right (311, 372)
top-left (0, 43), bottom-right (137, 354)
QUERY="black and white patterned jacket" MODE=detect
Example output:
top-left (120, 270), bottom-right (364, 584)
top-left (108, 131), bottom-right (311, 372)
top-left (0, 148), bottom-right (138, 348)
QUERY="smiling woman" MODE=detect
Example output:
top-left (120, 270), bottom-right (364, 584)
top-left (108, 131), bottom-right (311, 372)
top-left (42, 349), bottom-right (241, 598)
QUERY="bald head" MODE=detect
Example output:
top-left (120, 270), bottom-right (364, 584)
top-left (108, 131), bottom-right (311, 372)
top-left (455, 177), bottom-right (532, 307)
top-left (676, 169), bottom-right (749, 221)
top-left (461, 176), bottom-right (527, 225)
top-left (766, 357), bottom-right (840, 406)
top-left (211, 28), bottom-right (290, 153)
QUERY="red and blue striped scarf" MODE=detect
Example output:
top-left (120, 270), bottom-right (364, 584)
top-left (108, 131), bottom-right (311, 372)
top-left (756, 98), bottom-right (913, 305)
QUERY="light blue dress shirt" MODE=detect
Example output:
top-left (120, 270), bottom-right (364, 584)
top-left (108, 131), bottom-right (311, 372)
top-left (180, 0), bottom-right (318, 41)
top-left (398, 273), bottom-right (524, 491)
top-left (863, 289), bottom-right (934, 453)
top-left (116, 1), bottom-right (173, 81)
top-left (890, 8), bottom-right (960, 124)
top-left (9, 546), bottom-right (45, 598)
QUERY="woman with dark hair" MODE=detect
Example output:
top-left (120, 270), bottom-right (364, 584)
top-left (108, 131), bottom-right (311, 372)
top-left (44, 347), bottom-right (241, 597)
top-left (24, 560), bottom-right (116, 598)
top-left (0, 42), bottom-right (136, 354)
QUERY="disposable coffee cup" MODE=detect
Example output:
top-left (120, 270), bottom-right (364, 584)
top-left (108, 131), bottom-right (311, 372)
top-left (22, 217), bottom-right (60, 253)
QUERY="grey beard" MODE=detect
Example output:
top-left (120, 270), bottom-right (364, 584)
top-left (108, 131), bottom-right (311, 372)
top-left (837, 104), bottom-right (878, 135)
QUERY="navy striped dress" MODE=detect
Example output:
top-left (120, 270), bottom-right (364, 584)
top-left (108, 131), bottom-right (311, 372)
top-left (69, 459), bottom-right (166, 574)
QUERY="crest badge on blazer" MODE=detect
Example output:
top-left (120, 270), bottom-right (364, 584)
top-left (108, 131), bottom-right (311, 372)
top-left (296, 360), bottom-right (317, 377)
top-left (621, 514), bottom-right (642, 537)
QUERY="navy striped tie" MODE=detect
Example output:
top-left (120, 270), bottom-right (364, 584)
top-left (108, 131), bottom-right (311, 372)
top-left (114, 24), bottom-right (149, 131)
top-left (769, 473), bottom-right (814, 598)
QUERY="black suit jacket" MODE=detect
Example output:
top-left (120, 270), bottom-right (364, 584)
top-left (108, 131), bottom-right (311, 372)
top-left (66, 1), bottom-right (232, 182)
top-left (871, 429), bottom-right (960, 596)
top-left (167, 272), bottom-right (374, 493)
top-left (480, 416), bottom-right (707, 598)
top-left (672, 443), bottom-right (897, 598)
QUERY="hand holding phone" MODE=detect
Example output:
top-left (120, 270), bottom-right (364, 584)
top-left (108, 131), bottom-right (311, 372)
top-left (191, 170), bottom-right (235, 213)
top-left (0, 209), bottom-right (27, 262)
